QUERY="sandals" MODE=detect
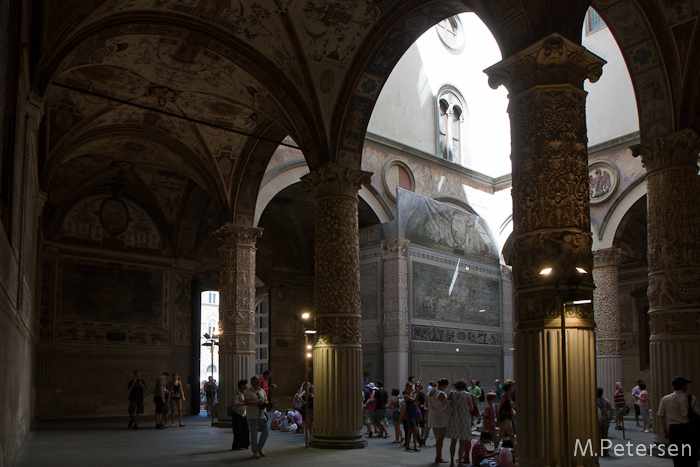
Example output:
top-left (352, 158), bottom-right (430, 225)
top-left (179, 424), bottom-right (186, 427)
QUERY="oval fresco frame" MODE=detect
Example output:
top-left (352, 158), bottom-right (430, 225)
top-left (588, 161), bottom-right (618, 204)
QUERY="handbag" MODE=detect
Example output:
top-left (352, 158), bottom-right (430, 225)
top-left (444, 400), bottom-right (453, 415)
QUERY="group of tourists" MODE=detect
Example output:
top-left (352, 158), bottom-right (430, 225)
top-left (363, 375), bottom-right (516, 467)
top-left (126, 370), bottom-right (187, 430)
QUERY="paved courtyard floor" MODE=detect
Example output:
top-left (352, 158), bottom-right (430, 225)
top-left (15, 414), bottom-right (687, 467)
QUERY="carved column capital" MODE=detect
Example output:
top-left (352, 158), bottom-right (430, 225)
top-left (485, 33), bottom-right (605, 95)
top-left (593, 248), bottom-right (621, 268)
top-left (381, 238), bottom-right (410, 258)
top-left (631, 128), bottom-right (700, 173)
top-left (213, 223), bottom-right (263, 247)
top-left (301, 163), bottom-right (372, 199)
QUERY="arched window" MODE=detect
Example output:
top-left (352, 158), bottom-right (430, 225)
top-left (437, 87), bottom-right (468, 164)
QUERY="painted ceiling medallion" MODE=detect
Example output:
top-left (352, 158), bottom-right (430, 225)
top-left (99, 197), bottom-right (130, 235)
top-left (588, 161), bottom-right (618, 204)
top-left (147, 84), bottom-right (178, 107)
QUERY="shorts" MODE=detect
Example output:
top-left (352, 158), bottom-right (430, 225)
top-left (128, 400), bottom-right (144, 415)
top-left (154, 396), bottom-right (165, 413)
top-left (392, 411), bottom-right (400, 423)
top-left (639, 405), bottom-right (650, 422)
top-left (171, 396), bottom-right (181, 402)
top-left (363, 407), bottom-right (371, 425)
top-left (373, 409), bottom-right (386, 424)
top-left (634, 404), bottom-right (641, 416)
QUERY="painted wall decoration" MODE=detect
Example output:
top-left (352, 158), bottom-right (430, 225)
top-left (412, 324), bottom-right (503, 345)
top-left (588, 161), bottom-right (618, 204)
top-left (412, 261), bottom-right (500, 327)
top-left (397, 188), bottom-right (499, 265)
top-left (59, 261), bottom-right (164, 326)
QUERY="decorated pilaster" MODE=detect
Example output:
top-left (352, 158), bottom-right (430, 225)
top-left (213, 224), bottom-right (263, 421)
top-left (631, 129), bottom-right (700, 444)
top-left (486, 34), bottom-right (605, 466)
top-left (301, 163), bottom-right (371, 449)
top-left (593, 248), bottom-right (622, 399)
top-left (381, 238), bottom-right (410, 393)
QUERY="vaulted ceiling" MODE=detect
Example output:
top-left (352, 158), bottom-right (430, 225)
top-left (32, 0), bottom-right (700, 259)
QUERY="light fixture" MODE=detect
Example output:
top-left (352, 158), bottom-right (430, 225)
top-left (304, 330), bottom-right (317, 335)
top-left (456, 348), bottom-right (460, 352)
top-left (479, 309), bottom-right (486, 313)
top-left (306, 344), bottom-right (312, 350)
top-left (575, 267), bottom-right (587, 274)
top-left (301, 312), bottom-right (310, 320)
top-left (540, 267), bottom-right (552, 275)
top-left (573, 299), bottom-right (592, 305)
top-left (306, 353), bottom-right (312, 358)
top-left (509, 348), bottom-right (515, 351)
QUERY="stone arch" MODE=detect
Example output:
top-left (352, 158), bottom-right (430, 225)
top-left (592, 178), bottom-right (647, 249)
top-left (591, 1), bottom-right (678, 138)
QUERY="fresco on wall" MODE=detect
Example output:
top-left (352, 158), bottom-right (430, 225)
top-left (59, 262), bottom-right (163, 326)
top-left (412, 261), bottom-right (500, 327)
top-left (397, 189), bottom-right (498, 265)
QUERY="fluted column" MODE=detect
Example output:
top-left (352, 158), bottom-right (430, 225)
top-left (486, 34), bottom-right (605, 466)
top-left (631, 129), bottom-right (700, 444)
top-left (302, 163), bottom-right (372, 449)
top-left (213, 224), bottom-right (263, 422)
top-left (593, 248), bottom-right (622, 399)
top-left (381, 238), bottom-right (410, 393)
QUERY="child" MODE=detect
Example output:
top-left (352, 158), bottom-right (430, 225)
top-left (482, 393), bottom-right (497, 442)
top-left (496, 439), bottom-right (516, 467)
top-left (471, 431), bottom-right (498, 466)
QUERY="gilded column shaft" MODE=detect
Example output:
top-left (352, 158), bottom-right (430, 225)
top-left (632, 129), bottom-right (700, 443)
top-left (381, 238), bottom-right (410, 393)
top-left (486, 34), bottom-right (604, 467)
top-left (302, 163), bottom-right (371, 449)
top-left (214, 224), bottom-right (263, 421)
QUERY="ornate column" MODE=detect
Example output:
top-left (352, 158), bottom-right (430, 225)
top-left (486, 34), bottom-right (605, 466)
top-left (631, 129), bottom-right (700, 444)
top-left (381, 238), bottom-right (410, 393)
top-left (593, 248), bottom-right (622, 399)
top-left (302, 163), bottom-right (371, 449)
top-left (213, 224), bottom-right (263, 422)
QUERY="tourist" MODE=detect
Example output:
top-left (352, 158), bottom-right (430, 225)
top-left (127, 370), bottom-right (146, 430)
top-left (169, 372), bottom-right (186, 427)
top-left (388, 387), bottom-right (403, 444)
top-left (153, 372), bottom-right (168, 429)
top-left (657, 376), bottom-right (700, 467)
top-left (402, 382), bottom-right (422, 451)
top-left (373, 380), bottom-right (389, 439)
top-left (596, 387), bottom-right (614, 457)
top-left (204, 376), bottom-right (217, 417)
top-left (362, 383), bottom-right (373, 437)
top-left (471, 431), bottom-right (498, 466)
top-left (635, 382), bottom-right (651, 432)
top-left (494, 382), bottom-right (515, 449)
top-left (230, 379), bottom-right (249, 450)
top-left (245, 376), bottom-right (270, 458)
top-left (482, 392), bottom-right (497, 441)
top-left (446, 378), bottom-right (473, 466)
top-left (613, 381), bottom-right (625, 430)
top-left (494, 379), bottom-right (503, 401)
top-left (428, 377), bottom-right (449, 463)
top-left (631, 380), bottom-right (643, 427)
top-left (260, 369), bottom-right (277, 402)
top-left (496, 438), bottom-right (516, 467)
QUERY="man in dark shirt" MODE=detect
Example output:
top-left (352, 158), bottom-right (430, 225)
top-left (127, 369), bottom-right (146, 429)
top-left (373, 380), bottom-right (389, 438)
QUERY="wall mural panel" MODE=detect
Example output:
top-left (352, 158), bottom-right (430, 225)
top-left (397, 188), bottom-right (499, 265)
top-left (59, 261), bottom-right (164, 326)
top-left (412, 261), bottom-right (500, 327)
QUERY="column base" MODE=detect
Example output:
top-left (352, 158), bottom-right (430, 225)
top-left (309, 435), bottom-right (367, 449)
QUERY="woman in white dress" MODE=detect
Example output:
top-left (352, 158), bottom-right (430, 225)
top-left (446, 378), bottom-right (473, 467)
top-left (428, 378), bottom-right (450, 463)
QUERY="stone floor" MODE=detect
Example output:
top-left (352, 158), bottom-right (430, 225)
top-left (15, 414), bottom-right (685, 467)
